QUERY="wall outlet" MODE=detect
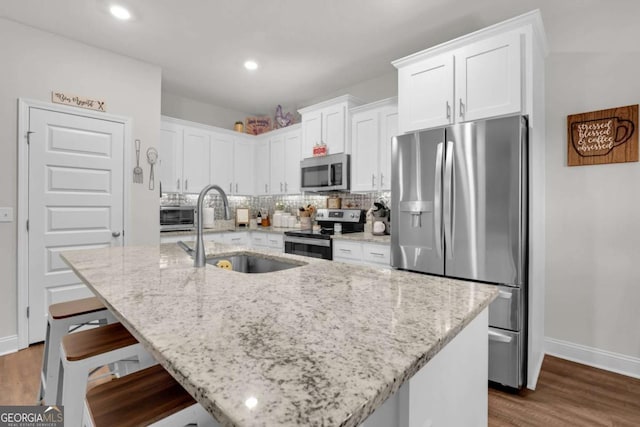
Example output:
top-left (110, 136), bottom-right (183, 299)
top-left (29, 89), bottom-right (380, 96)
top-left (0, 207), bottom-right (14, 222)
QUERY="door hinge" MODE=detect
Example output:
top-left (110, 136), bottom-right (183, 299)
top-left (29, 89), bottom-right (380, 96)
top-left (26, 219), bottom-right (29, 232)
top-left (26, 306), bottom-right (30, 318)
top-left (26, 131), bottom-right (34, 144)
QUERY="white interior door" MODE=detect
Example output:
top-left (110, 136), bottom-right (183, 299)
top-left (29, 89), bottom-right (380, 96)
top-left (28, 107), bottom-right (124, 343)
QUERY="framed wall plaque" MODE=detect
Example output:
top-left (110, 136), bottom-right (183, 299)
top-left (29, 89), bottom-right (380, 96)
top-left (567, 104), bottom-right (638, 166)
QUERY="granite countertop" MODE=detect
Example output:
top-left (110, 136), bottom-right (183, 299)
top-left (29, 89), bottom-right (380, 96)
top-left (62, 243), bottom-right (496, 426)
top-left (331, 232), bottom-right (391, 244)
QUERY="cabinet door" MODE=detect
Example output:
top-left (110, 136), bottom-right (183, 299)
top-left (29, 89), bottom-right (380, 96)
top-left (322, 104), bottom-right (346, 154)
top-left (379, 106), bottom-right (398, 191)
top-left (301, 110), bottom-right (322, 159)
top-left (255, 139), bottom-right (270, 195)
top-left (351, 109), bottom-right (379, 192)
top-left (182, 128), bottom-right (211, 194)
top-left (284, 131), bottom-right (301, 194)
top-left (455, 31), bottom-right (522, 122)
top-left (269, 136), bottom-right (286, 194)
top-left (398, 54), bottom-right (454, 133)
top-left (158, 123), bottom-right (183, 193)
top-left (233, 137), bottom-right (255, 195)
top-left (210, 132), bottom-right (234, 195)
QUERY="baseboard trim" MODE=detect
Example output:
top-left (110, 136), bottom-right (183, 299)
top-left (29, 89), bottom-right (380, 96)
top-left (0, 335), bottom-right (18, 356)
top-left (545, 337), bottom-right (640, 379)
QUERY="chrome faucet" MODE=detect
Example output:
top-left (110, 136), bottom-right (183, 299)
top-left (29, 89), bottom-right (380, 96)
top-left (194, 184), bottom-right (231, 267)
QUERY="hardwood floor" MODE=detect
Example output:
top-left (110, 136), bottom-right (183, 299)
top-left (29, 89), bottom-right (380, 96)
top-left (1, 346), bottom-right (639, 425)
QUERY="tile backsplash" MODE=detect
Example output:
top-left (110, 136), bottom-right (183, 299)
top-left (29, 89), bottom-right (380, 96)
top-left (161, 192), bottom-right (391, 219)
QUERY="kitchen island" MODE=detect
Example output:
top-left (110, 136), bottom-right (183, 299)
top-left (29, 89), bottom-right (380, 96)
top-left (62, 242), bottom-right (497, 426)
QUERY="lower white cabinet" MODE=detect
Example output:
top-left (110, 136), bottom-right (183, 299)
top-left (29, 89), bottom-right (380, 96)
top-left (224, 232), bottom-right (249, 246)
top-left (333, 240), bottom-right (391, 268)
top-left (251, 232), bottom-right (284, 252)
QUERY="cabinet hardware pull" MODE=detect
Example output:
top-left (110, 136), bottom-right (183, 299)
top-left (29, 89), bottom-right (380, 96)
top-left (370, 252), bottom-right (385, 256)
top-left (111, 231), bottom-right (121, 238)
top-left (339, 248), bottom-right (351, 253)
top-left (229, 183), bottom-right (232, 193)
top-left (185, 179), bottom-right (188, 191)
top-left (285, 182), bottom-right (288, 192)
top-left (459, 98), bottom-right (465, 118)
top-left (265, 184), bottom-right (268, 193)
top-left (446, 101), bottom-right (451, 120)
top-left (280, 182), bottom-right (283, 192)
top-left (372, 174), bottom-right (376, 188)
top-left (236, 183), bottom-right (238, 193)
top-left (380, 174), bottom-right (384, 187)
top-left (177, 179), bottom-right (180, 190)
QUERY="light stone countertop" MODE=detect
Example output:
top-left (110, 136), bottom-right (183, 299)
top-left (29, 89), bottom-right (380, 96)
top-left (331, 232), bottom-right (391, 244)
top-left (61, 242), bottom-right (497, 427)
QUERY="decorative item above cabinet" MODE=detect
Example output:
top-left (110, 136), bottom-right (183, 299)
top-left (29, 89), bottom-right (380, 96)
top-left (298, 94), bottom-right (363, 157)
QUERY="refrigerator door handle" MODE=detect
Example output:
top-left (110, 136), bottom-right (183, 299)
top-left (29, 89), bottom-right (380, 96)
top-left (488, 330), bottom-right (513, 343)
top-left (434, 142), bottom-right (444, 258)
top-left (443, 141), bottom-right (454, 260)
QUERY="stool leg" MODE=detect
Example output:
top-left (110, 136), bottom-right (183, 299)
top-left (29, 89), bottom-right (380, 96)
top-left (38, 319), bottom-right (52, 404)
top-left (60, 356), bottom-right (90, 427)
top-left (43, 318), bottom-right (71, 405)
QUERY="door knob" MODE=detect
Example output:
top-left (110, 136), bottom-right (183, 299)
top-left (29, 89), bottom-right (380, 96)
top-left (112, 231), bottom-right (121, 238)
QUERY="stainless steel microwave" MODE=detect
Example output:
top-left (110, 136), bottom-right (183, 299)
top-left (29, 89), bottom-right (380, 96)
top-left (300, 153), bottom-right (350, 192)
top-left (160, 206), bottom-right (195, 232)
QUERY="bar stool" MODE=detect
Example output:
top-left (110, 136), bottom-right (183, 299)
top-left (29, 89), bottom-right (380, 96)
top-left (39, 297), bottom-right (116, 405)
top-left (58, 322), bottom-right (156, 427)
top-left (83, 364), bottom-right (219, 427)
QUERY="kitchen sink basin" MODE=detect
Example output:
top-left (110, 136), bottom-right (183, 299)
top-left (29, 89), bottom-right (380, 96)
top-left (206, 253), bottom-right (305, 274)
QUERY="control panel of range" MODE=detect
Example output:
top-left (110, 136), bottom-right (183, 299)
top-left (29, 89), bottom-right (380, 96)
top-left (315, 209), bottom-right (365, 223)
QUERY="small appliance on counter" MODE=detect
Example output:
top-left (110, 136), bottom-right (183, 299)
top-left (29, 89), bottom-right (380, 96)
top-left (160, 206), bottom-right (195, 232)
top-left (370, 201), bottom-right (390, 235)
top-left (284, 208), bottom-right (365, 260)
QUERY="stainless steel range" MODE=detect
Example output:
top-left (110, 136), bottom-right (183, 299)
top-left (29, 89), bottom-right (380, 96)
top-left (284, 208), bottom-right (365, 260)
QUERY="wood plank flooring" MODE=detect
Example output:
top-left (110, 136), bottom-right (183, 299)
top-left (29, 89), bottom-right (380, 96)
top-left (1, 346), bottom-right (639, 425)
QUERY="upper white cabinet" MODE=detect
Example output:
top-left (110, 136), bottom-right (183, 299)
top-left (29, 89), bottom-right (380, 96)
top-left (158, 122), bottom-right (210, 194)
top-left (233, 137), bottom-right (255, 195)
top-left (351, 99), bottom-right (398, 192)
top-left (269, 126), bottom-right (301, 195)
top-left (210, 131), bottom-right (234, 194)
top-left (254, 139), bottom-right (270, 195)
top-left (182, 127), bottom-right (211, 193)
top-left (394, 30), bottom-right (522, 133)
top-left (298, 95), bottom-right (363, 157)
top-left (158, 122), bottom-right (183, 193)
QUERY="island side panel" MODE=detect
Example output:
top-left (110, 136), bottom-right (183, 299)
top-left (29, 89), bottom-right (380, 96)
top-left (363, 308), bottom-right (489, 427)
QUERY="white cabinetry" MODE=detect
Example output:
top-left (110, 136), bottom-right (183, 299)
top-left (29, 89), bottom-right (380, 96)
top-left (225, 232), bottom-right (249, 246)
top-left (251, 232), bottom-right (283, 252)
top-left (333, 240), bottom-right (391, 268)
top-left (254, 139), bottom-right (270, 195)
top-left (299, 95), bottom-right (363, 157)
top-left (233, 137), bottom-right (255, 195)
top-left (158, 122), bottom-right (211, 194)
top-left (210, 131), bottom-right (235, 194)
top-left (351, 99), bottom-right (398, 192)
top-left (182, 127), bottom-right (211, 194)
top-left (394, 31), bottom-right (522, 133)
top-left (270, 126), bottom-right (302, 195)
top-left (159, 122), bottom-right (183, 193)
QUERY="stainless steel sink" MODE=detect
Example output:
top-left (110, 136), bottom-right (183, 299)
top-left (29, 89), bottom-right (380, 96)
top-left (206, 254), bottom-right (305, 274)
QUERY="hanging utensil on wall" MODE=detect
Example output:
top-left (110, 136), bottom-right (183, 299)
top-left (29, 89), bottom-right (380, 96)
top-left (133, 139), bottom-right (143, 184)
top-left (146, 147), bottom-right (158, 190)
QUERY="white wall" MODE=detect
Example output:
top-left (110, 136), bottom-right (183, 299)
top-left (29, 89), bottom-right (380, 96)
top-left (161, 92), bottom-right (251, 130)
top-left (545, 52), bottom-right (640, 361)
top-left (0, 19), bottom-right (161, 340)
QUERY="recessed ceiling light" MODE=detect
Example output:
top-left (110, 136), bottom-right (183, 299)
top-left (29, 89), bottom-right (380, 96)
top-left (244, 60), bottom-right (258, 71)
top-left (110, 4), bottom-right (131, 20)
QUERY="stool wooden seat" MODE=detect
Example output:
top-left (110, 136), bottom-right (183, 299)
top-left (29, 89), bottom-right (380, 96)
top-left (84, 364), bottom-right (216, 427)
top-left (58, 322), bottom-right (155, 427)
top-left (40, 297), bottom-right (115, 405)
top-left (49, 297), bottom-right (107, 319)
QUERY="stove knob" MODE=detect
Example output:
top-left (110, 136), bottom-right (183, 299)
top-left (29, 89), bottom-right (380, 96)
top-left (317, 212), bottom-right (323, 218)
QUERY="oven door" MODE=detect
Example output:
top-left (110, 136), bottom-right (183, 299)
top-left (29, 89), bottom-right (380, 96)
top-left (284, 236), bottom-right (332, 260)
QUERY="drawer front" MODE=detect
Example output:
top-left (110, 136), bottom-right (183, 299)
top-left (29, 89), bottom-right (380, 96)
top-left (333, 241), bottom-right (363, 261)
top-left (267, 234), bottom-right (284, 249)
top-left (225, 233), bottom-right (249, 246)
top-left (488, 286), bottom-right (521, 331)
top-left (488, 327), bottom-right (523, 389)
top-left (251, 233), bottom-right (268, 247)
top-left (362, 243), bottom-right (390, 266)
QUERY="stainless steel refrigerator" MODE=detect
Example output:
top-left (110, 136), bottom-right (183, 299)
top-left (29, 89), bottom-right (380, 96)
top-left (391, 115), bottom-right (528, 389)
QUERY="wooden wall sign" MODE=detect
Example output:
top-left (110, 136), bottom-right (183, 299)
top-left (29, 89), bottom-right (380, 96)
top-left (245, 116), bottom-right (272, 135)
top-left (51, 91), bottom-right (106, 112)
top-left (567, 104), bottom-right (638, 166)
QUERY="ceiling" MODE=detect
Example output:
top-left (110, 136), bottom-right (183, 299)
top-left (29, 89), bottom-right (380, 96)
top-left (2, 0), bottom-right (640, 114)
